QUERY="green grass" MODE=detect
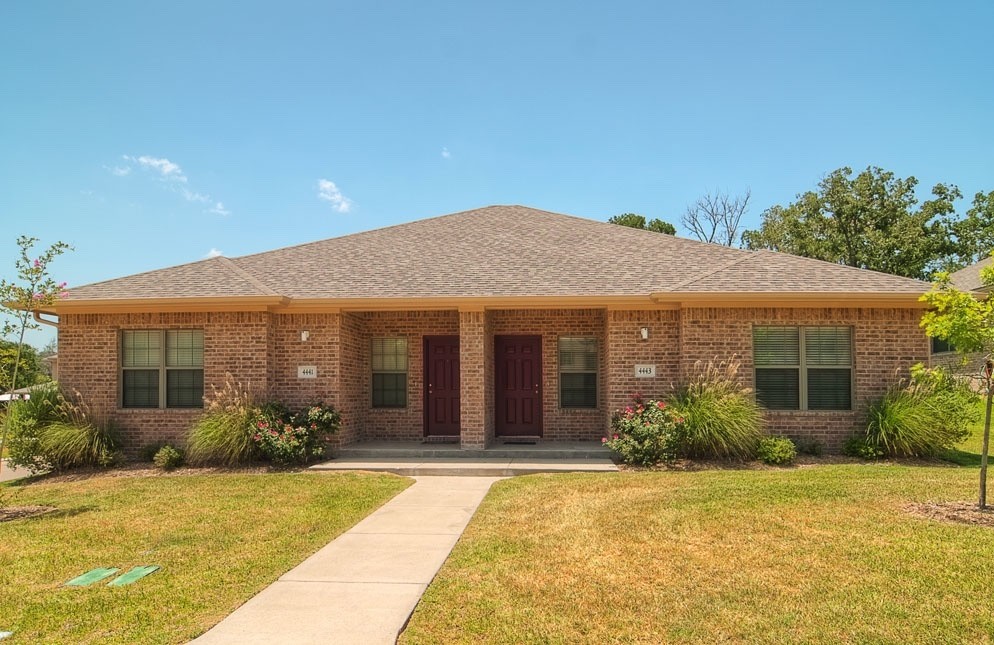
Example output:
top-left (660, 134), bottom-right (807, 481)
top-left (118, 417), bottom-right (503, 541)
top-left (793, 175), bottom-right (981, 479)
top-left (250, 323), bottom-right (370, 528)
top-left (402, 439), bottom-right (994, 643)
top-left (0, 470), bottom-right (410, 643)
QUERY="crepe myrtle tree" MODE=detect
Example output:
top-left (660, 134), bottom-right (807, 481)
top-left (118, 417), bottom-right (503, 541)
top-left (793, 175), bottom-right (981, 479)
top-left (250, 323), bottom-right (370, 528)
top-left (920, 261), bottom-right (994, 509)
top-left (0, 236), bottom-right (72, 475)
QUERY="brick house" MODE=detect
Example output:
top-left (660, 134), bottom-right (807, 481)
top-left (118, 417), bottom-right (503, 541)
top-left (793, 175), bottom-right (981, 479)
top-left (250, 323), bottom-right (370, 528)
top-left (47, 205), bottom-right (932, 452)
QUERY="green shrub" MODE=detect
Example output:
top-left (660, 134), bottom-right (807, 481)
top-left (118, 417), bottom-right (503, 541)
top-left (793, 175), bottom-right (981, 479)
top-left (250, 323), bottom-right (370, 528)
top-left (605, 395), bottom-right (686, 466)
top-left (669, 358), bottom-right (763, 460)
top-left (3, 383), bottom-right (61, 473)
top-left (863, 364), bottom-right (978, 458)
top-left (140, 441), bottom-right (167, 463)
top-left (792, 436), bottom-right (824, 456)
top-left (843, 435), bottom-right (885, 460)
top-left (252, 402), bottom-right (341, 466)
top-left (757, 436), bottom-right (797, 465)
top-left (153, 445), bottom-right (184, 470)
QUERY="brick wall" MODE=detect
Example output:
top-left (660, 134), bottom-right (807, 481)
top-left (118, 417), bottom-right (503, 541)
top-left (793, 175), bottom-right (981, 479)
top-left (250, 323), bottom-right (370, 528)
top-left (679, 307), bottom-right (929, 449)
top-left (605, 309), bottom-right (681, 417)
top-left (490, 309), bottom-right (607, 441)
top-left (460, 310), bottom-right (489, 448)
top-left (360, 311), bottom-right (460, 440)
top-left (57, 305), bottom-right (929, 454)
top-left (59, 312), bottom-right (269, 452)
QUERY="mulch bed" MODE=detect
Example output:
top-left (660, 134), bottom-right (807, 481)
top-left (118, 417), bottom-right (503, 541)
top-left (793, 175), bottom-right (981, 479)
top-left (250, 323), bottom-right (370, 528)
top-left (0, 505), bottom-right (57, 523)
top-left (905, 501), bottom-right (994, 528)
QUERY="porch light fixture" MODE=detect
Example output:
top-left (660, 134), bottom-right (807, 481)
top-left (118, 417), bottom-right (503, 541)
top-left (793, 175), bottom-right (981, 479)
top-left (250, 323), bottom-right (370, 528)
top-left (301, 330), bottom-right (310, 342)
top-left (639, 327), bottom-right (649, 340)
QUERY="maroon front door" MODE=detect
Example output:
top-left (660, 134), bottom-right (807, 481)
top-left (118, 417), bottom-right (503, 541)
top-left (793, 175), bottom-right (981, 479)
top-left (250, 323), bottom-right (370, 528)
top-left (495, 335), bottom-right (543, 437)
top-left (424, 336), bottom-right (460, 437)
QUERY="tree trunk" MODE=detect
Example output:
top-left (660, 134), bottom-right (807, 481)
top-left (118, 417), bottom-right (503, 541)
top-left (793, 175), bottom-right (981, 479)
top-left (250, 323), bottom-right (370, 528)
top-left (981, 385), bottom-right (992, 510)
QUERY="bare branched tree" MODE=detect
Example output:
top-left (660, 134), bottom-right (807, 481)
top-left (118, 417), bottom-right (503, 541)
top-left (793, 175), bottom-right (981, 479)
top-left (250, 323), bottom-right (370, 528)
top-left (682, 188), bottom-right (751, 246)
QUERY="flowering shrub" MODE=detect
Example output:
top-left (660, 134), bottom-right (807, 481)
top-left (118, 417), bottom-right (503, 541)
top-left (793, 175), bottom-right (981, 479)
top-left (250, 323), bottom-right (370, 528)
top-left (604, 394), bottom-right (686, 466)
top-left (252, 402), bottom-right (341, 466)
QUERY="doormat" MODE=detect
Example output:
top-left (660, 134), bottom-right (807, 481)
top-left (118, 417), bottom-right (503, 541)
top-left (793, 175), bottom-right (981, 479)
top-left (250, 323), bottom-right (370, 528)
top-left (423, 436), bottom-right (459, 444)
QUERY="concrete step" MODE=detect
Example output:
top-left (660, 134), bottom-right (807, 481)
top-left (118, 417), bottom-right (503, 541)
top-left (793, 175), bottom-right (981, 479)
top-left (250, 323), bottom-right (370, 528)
top-left (310, 457), bottom-right (618, 477)
top-left (336, 447), bottom-right (610, 460)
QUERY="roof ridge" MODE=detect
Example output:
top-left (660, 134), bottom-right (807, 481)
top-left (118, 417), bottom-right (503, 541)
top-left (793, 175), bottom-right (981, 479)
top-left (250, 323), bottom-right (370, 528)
top-left (218, 257), bottom-right (282, 296)
top-left (665, 251), bottom-right (758, 291)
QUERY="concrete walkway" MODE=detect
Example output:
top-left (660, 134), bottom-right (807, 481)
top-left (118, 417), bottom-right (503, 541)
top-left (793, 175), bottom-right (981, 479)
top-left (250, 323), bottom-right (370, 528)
top-left (192, 476), bottom-right (500, 645)
top-left (0, 459), bottom-right (32, 483)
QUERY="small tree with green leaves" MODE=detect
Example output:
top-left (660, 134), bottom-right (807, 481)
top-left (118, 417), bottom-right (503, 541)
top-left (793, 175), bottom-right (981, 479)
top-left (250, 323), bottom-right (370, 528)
top-left (920, 263), bottom-right (994, 509)
top-left (0, 236), bottom-right (72, 476)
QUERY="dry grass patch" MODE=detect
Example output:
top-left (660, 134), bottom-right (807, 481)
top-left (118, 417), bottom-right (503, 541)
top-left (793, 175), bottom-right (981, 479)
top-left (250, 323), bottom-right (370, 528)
top-left (0, 470), bottom-right (409, 643)
top-left (402, 466), bottom-right (994, 644)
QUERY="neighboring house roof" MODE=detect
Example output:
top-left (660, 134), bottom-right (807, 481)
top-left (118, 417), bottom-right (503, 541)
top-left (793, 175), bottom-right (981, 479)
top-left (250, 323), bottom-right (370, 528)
top-left (949, 256), bottom-right (994, 293)
top-left (55, 205), bottom-right (929, 310)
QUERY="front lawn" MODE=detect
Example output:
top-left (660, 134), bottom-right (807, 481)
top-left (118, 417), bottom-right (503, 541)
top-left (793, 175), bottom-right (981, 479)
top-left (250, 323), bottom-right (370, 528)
top-left (403, 460), bottom-right (994, 642)
top-left (0, 470), bottom-right (409, 643)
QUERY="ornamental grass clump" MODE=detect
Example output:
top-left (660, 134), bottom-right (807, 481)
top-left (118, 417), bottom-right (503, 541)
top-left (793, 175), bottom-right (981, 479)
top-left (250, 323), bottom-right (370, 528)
top-left (605, 395), bottom-right (686, 466)
top-left (38, 390), bottom-right (121, 470)
top-left (187, 377), bottom-right (260, 466)
top-left (863, 364), bottom-right (978, 458)
top-left (669, 357), bottom-right (763, 460)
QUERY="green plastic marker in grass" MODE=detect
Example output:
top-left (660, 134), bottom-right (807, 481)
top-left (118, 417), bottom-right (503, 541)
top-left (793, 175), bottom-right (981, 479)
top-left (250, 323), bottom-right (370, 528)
top-left (108, 566), bottom-right (160, 587)
top-left (65, 568), bottom-right (120, 586)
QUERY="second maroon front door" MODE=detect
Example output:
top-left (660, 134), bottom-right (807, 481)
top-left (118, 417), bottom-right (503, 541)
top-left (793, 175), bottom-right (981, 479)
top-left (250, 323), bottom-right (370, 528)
top-left (495, 335), bottom-right (543, 437)
top-left (424, 336), bottom-right (460, 437)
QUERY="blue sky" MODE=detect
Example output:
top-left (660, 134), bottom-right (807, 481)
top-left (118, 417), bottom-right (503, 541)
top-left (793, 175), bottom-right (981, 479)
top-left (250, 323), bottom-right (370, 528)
top-left (2, 1), bottom-right (993, 347)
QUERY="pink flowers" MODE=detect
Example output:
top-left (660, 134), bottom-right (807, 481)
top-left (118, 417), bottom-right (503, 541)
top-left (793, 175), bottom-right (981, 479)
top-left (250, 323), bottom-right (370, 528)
top-left (656, 401), bottom-right (666, 409)
top-left (601, 437), bottom-right (608, 443)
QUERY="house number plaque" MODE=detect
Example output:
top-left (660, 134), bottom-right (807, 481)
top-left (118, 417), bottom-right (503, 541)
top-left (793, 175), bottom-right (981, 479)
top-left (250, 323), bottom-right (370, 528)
top-left (634, 364), bottom-right (656, 378)
top-left (297, 366), bottom-right (318, 379)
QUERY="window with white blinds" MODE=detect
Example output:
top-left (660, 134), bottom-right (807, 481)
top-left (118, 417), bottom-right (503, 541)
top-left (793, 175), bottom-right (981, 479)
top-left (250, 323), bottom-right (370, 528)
top-left (753, 326), bottom-right (852, 411)
top-left (121, 329), bottom-right (204, 408)
top-left (371, 338), bottom-right (408, 408)
top-left (559, 337), bottom-right (597, 408)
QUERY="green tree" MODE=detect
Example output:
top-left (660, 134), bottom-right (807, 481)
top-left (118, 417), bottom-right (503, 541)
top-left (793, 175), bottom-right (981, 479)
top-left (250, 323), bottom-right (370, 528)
top-left (607, 213), bottom-right (677, 235)
top-left (0, 236), bottom-right (72, 475)
top-left (920, 264), bottom-right (994, 509)
top-left (742, 166), bottom-right (961, 280)
top-left (0, 340), bottom-right (44, 391)
top-left (949, 190), bottom-right (994, 268)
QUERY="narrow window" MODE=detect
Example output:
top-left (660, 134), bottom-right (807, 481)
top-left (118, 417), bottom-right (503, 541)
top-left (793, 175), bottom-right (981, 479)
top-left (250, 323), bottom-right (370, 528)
top-left (931, 337), bottom-right (954, 354)
top-left (372, 338), bottom-right (408, 408)
top-left (559, 337), bottom-right (597, 408)
top-left (753, 325), bottom-right (851, 411)
top-left (121, 330), bottom-right (204, 409)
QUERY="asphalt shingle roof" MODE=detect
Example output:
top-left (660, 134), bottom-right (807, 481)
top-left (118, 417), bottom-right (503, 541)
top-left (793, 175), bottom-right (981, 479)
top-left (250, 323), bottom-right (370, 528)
top-left (949, 256), bottom-right (994, 292)
top-left (65, 205), bottom-right (929, 302)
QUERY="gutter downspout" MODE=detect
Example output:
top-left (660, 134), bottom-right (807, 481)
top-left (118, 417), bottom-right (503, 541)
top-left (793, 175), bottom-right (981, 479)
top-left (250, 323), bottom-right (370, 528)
top-left (34, 311), bottom-right (59, 328)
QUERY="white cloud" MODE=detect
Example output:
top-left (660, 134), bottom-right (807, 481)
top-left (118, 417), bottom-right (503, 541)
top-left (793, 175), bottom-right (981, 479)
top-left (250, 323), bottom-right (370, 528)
top-left (112, 153), bottom-right (231, 216)
top-left (441, 147), bottom-right (451, 159)
top-left (126, 155), bottom-right (187, 182)
top-left (317, 179), bottom-right (353, 213)
top-left (204, 248), bottom-right (223, 259)
top-left (179, 187), bottom-right (211, 203)
top-left (209, 202), bottom-right (230, 216)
